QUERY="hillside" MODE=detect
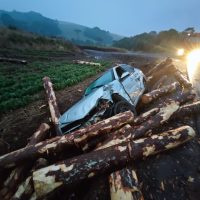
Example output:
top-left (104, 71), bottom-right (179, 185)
top-left (0, 27), bottom-right (78, 52)
top-left (113, 29), bottom-right (185, 53)
top-left (0, 10), bottom-right (123, 46)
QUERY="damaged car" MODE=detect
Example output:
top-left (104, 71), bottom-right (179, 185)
top-left (59, 64), bottom-right (146, 134)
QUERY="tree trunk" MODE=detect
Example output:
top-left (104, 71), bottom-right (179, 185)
top-left (141, 82), bottom-right (180, 104)
top-left (146, 58), bottom-right (173, 77)
top-left (32, 125), bottom-right (195, 198)
top-left (0, 91), bottom-right (194, 170)
top-left (0, 111), bottom-right (134, 169)
top-left (0, 123), bottom-right (50, 199)
top-left (109, 168), bottom-right (144, 200)
top-left (151, 75), bottom-right (168, 90)
top-left (43, 76), bottom-right (62, 136)
top-left (174, 70), bottom-right (192, 88)
top-left (94, 126), bottom-right (144, 200)
top-left (171, 101), bottom-right (200, 119)
top-left (11, 176), bottom-right (34, 200)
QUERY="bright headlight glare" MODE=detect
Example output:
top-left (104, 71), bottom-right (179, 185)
top-left (177, 48), bottom-right (185, 56)
top-left (187, 49), bottom-right (200, 80)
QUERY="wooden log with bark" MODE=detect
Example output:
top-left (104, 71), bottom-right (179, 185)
top-left (43, 76), bottom-right (62, 136)
top-left (171, 101), bottom-right (200, 119)
top-left (146, 58), bottom-right (173, 77)
top-left (148, 61), bottom-right (192, 89)
top-left (0, 111), bottom-right (134, 169)
top-left (11, 176), bottom-right (34, 200)
top-left (32, 125), bottom-right (195, 198)
top-left (73, 60), bottom-right (101, 66)
top-left (0, 57), bottom-right (27, 64)
top-left (141, 82), bottom-right (180, 104)
top-left (94, 125), bottom-right (144, 200)
top-left (151, 75), bottom-right (168, 90)
top-left (11, 158), bottom-right (49, 200)
top-left (109, 168), bottom-right (144, 200)
top-left (174, 70), bottom-right (192, 88)
top-left (0, 123), bottom-right (50, 200)
top-left (0, 91), bottom-right (195, 170)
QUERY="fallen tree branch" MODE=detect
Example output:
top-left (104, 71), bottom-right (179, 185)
top-left (32, 125), bottom-right (195, 198)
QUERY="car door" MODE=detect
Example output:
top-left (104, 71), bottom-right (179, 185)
top-left (115, 66), bottom-right (143, 105)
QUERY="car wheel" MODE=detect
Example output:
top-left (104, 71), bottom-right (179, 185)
top-left (113, 101), bottom-right (137, 115)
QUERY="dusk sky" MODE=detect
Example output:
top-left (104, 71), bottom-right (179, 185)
top-left (0, 0), bottom-right (199, 36)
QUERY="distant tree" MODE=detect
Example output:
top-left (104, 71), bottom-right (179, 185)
top-left (184, 27), bottom-right (195, 33)
top-left (74, 29), bottom-right (82, 40)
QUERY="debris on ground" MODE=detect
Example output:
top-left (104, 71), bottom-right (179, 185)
top-left (0, 58), bottom-right (199, 200)
top-left (73, 60), bottom-right (101, 66)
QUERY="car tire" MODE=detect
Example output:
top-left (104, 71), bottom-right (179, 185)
top-left (113, 101), bottom-right (137, 116)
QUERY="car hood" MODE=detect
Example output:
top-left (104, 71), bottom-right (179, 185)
top-left (59, 86), bottom-right (112, 128)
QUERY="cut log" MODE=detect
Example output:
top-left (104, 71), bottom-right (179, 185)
top-left (0, 111), bottom-right (134, 169)
top-left (73, 60), bottom-right (101, 66)
top-left (73, 111), bottom-right (134, 148)
top-left (171, 101), bottom-right (200, 119)
top-left (174, 70), bottom-right (192, 88)
top-left (94, 126), bottom-right (144, 200)
top-left (151, 75), bottom-right (168, 90)
top-left (80, 109), bottom-right (158, 152)
top-left (0, 57), bottom-right (27, 64)
top-left (146, 58), bottom-right (173, 77)
top-left (32, 125), bottom-right (195, 198)
top-left (43, 76), bottom-right (62, 136)
top-left (11, 176), bottom-right (34, 200)
top-left (0, 123), bottom-right (50, 199)
top-left (11, 158), bottom-right (49, 200)
top-left (109, 168), bottom-right (144, 200)
top-left (141, 82), bottom-right (180, 104)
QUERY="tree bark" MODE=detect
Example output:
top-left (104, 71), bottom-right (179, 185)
top-left (0, 123), bottom-right (50, 199)
top-left (174, 70), bottom-right (192, 88)
top-left (141, 82), bottom-right (180, 104)
top-left (146, 58), bottom-right (173, 77)
top-left (151, 75), bottom-right (168, 90)
top-left (171, 101), bottom-right (200, 119)
top-left (94, 126), bottom-right (144, 200)
top-left (11, 176), bottom-right (34, 200)
top-left (0, 91), bottom-right (194, 170)
top-left (109, 168), bottom-right (144, 200)
top-left (32, 125), bottom-right (195, 198)
top-left (0, 111), bottom-right (134, 169)
top-left (43, 76), bottom-right (62, 136)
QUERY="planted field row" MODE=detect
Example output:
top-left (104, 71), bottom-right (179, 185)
top-left (0, 61), bottom-right (109, 112)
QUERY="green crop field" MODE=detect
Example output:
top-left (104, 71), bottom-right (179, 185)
top-left (0, 60), bottom-right (109, 113)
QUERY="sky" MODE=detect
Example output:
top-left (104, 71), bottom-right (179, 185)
top-left (0, 0), bottom-right (199, 36)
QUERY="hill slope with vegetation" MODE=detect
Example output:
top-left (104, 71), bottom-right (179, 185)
top-left (0, 27), bottom-right (79, 52)
top-left (0, 10), bottom-right (123, 46)
top-left (113, 29), bottom-right (185, 53)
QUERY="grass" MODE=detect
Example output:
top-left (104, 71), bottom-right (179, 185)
top-left (0, 60), bottom-right (110, 113)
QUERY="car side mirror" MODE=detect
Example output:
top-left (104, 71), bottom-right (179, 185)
top-left (121, 72), bottom-right (129, 79)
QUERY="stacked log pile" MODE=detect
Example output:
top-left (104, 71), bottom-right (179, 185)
top-left (0, 58), bottom-right (199, 200)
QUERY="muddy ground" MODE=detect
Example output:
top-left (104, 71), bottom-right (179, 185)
top-left (0, 50), bottom-right (200, 200)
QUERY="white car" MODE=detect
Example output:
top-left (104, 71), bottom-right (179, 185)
top-left (59, 64), bottom-right (146, 134)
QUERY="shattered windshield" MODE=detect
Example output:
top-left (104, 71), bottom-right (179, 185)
top-left (84, 69), bottom-right (114, 96)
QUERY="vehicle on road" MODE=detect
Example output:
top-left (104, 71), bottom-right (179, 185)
top-left (59, 64), bottom-right (146, 134)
